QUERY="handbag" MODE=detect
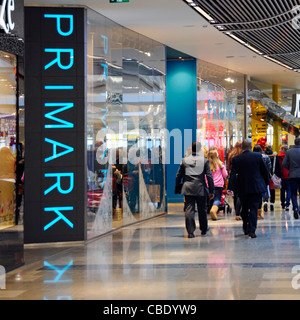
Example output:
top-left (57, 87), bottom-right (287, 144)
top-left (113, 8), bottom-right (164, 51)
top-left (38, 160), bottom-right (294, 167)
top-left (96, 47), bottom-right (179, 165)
top-left (271, 155), bottom-right (281, 189)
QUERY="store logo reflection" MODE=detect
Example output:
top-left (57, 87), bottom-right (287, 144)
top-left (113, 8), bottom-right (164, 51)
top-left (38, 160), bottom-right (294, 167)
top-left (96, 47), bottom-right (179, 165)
top-left (43, 260), bottom-right (73, 283)
top-left (43, 260), bottom-right (73, 300)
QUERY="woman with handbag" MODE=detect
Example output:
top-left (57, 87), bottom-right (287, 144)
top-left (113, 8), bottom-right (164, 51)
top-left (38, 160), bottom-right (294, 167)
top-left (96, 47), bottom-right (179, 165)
top-left (264, 145), bottom-right (282, 212)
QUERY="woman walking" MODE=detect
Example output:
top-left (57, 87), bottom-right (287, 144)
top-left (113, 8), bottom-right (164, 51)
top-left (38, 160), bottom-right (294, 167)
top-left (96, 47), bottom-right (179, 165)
top-left (208, 146), bottom-right (228, 220)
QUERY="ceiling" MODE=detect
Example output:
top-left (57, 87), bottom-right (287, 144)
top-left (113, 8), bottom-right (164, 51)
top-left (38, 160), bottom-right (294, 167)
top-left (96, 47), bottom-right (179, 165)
top-left (25, 0), bottom-right (300, 89)
top-left (191, 0), bottom-right (300, 70)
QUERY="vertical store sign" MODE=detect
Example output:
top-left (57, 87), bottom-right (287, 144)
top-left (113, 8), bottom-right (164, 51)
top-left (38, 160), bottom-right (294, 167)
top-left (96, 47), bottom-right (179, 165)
top-left (25, 7), bottom-right (86, 243)
top-left (292, 94), bottom-right (300, 118)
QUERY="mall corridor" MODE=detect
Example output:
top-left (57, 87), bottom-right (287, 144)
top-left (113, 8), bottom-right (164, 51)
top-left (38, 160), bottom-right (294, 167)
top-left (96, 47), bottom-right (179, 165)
top-left (2, 201), bottom-right (300, 300)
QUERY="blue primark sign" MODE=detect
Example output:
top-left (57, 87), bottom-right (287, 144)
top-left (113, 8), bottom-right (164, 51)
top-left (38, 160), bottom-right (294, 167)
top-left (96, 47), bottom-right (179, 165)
top-left (24, 7), bottom-right (86, 243)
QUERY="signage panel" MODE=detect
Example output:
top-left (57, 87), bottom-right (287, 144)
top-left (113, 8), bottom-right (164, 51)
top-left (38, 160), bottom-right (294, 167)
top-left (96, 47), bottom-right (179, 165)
top-left (292, 94), bottom-right (300, 118)
top-left (24, 7), bottom-right (86, 243)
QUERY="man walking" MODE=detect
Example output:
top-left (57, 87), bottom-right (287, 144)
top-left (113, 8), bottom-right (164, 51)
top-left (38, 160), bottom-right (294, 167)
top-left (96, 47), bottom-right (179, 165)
top-left (228, 140), bottom-right (269, 238)
top-left (175, 142), bottom-right (214, 238)
top-left (283, 137), bottom-right (300, 219)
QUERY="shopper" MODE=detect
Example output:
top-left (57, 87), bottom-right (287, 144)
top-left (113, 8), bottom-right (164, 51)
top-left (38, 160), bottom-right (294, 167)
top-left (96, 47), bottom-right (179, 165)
top-left (175, 142), bottom-right (214, 238)
top-left (228, 139), bottom-right (269, 238)
top-left (264, 145), bottom-right (281, 212)
top-left (227, 141), bottom-right (243, 220)
top-left (253, 144), bottom-right (271, 219)
top-left (207, 146), bottom-right (228, 221)
top-left (278, 145), bottom-right (291, 211)
top-left (283, 137), bottom-right (300, 219)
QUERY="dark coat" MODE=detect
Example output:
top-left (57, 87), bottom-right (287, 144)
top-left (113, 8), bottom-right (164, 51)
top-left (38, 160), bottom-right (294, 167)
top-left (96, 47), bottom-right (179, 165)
top-left (228, 150), bottom-right (269, 197)
top-left (283, 145), bottom-right (300, 179)
top-left (175, 153), bottom-right (214, 197)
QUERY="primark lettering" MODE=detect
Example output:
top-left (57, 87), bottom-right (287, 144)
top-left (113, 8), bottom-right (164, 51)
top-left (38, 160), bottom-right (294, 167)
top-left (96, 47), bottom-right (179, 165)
top-left (207, 99), bottom-right (237, 121)
top-left (0, 0), bottom-right (15, 34)
top-left (42, 13), bottom-right (75, 233)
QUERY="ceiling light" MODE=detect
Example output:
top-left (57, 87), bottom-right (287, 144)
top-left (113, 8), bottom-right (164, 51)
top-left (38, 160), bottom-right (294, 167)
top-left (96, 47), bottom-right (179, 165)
top-left (193, 6), bottom-right (215, 21)
top-left (228, 34), bottom-right (245, 45)
top-left (264, 56), bottom-right (293, 70)
top-left (225, 77), bottom-right (235, 83)
top-left (245, 43), bottom-right (263, 55)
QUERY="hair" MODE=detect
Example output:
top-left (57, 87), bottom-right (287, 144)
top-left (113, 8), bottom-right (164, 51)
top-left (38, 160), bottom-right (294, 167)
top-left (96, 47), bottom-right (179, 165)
top-left (253, 144), bottom-right (263, 153)
top-left (208, 148), bottom-right (223, 172)
top-left (227, 141), bottom-right (243, 172)
top-left (192, 141), bottom-right (201, 153)
top-left (241, 139), bottom-right (252, 151)
top-left (264, 144), bottom-right (273, 155)
top-left (185, 146), bottom-right (192, 157)
top-left (295, 137), bottom-right (300, 146)
top-left (280, 145), bottom-right (288, 152)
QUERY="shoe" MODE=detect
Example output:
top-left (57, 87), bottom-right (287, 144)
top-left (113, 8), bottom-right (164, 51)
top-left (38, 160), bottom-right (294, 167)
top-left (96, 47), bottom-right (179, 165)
top-left (188, 233), bottom-right (195, 238)
top-left (243, 229), bottom-right (248, 235)
top-left (210, 205), bottom-right (218, 221)
top-left (235, 216), bottom-right (242, 221)
top-left (294, 210), bottom-right (299, 220)
top-left (201, 226), bottom-right (210, 236)
top-left (257, 209), bottom-right (264, 220)
top-left (270, 204), bottom-right (274, 211)
top-left (286, 207), bottom-right (289, 211)
top-left (263, 202), bottom-right (268, 212)
top-left (248, 233), bottom-right (257, 239)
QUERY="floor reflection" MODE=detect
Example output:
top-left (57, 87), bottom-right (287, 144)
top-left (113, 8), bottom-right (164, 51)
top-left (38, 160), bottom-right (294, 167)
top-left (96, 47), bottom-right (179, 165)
top-left (3, 201), bottom-right (300, 300)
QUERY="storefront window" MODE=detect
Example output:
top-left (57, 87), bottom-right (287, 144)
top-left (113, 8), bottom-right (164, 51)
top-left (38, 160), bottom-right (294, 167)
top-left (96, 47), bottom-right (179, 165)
top-left (0, 51), bottom-right (17, 229)
top-left (248, 79), bottom-right (300, 149)
top-left (86, 9), bottom-right (166, 239)
top-left (197, 60), bottom-right (244, 164)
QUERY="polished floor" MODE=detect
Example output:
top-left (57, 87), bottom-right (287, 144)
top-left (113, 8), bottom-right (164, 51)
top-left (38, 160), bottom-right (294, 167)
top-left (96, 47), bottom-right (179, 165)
top-left (2, 199), bottom-right (300, 300)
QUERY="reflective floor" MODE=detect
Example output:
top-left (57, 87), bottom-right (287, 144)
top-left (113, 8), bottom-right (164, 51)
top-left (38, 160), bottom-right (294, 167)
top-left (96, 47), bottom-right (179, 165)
top-left (2, 200), bottom-right (300, 300)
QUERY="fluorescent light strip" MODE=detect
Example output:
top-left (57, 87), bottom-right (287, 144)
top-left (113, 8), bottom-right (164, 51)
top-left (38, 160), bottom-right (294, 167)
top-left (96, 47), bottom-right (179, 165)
top-left (245, 44), bottom-right (263, 55)
top-left (229, 34), bottom-right (263, 55)
top-left (264, 56), bottom-right (293, 70)
top-left (228, 33), bottom-right (246, 45)
top-left (194, 6), bottom-right (215, 21)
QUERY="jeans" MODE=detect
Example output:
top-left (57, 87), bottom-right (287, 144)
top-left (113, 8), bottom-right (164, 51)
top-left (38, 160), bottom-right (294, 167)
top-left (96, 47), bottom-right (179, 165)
top-left (185, 195), bottom-right (208, 234)
top-left (209, 187), bottom-right (223, 208)
top-left (280, 179), bottom-right (291, 209)
top-left (289, 178), bottom-right (300, 211)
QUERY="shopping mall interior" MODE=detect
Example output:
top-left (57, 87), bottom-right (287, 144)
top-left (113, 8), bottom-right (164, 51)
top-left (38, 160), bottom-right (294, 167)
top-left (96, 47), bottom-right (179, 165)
top-left (0, 0), bottom-right (300, 301)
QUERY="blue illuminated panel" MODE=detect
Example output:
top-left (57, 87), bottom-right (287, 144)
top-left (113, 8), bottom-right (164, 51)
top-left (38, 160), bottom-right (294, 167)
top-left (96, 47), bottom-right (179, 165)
top-left (24, 7), bottom-right (86, 243)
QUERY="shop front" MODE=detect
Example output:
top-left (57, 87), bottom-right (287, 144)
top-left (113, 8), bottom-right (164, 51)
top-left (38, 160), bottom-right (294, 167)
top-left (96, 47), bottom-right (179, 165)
top-left (24, 5), bottom-right (166, 243)
top-left (0, 0), bottom-right (24, 271)
top-left (248, 81), bottom-right (300, 152)
top-left (197, 60), bottom-right (245, 164)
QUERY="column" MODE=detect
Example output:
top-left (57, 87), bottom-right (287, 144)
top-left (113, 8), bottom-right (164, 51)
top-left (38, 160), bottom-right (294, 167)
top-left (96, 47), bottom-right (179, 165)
top-left (166, 59), bottom-right (197, 203)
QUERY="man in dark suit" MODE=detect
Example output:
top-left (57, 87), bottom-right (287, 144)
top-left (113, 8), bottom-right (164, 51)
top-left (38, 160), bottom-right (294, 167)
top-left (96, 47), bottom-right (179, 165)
top-left (228, 139), bottom-right (269, 238)
top-left (175, 142), bottom-right (215, 238)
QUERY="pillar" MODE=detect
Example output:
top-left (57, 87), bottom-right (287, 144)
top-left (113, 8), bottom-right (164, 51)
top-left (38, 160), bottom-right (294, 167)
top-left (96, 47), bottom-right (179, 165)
top-left (166, 59), bottom-right (197, 203)
top-left (272, 84), bottom-right (282, 153)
